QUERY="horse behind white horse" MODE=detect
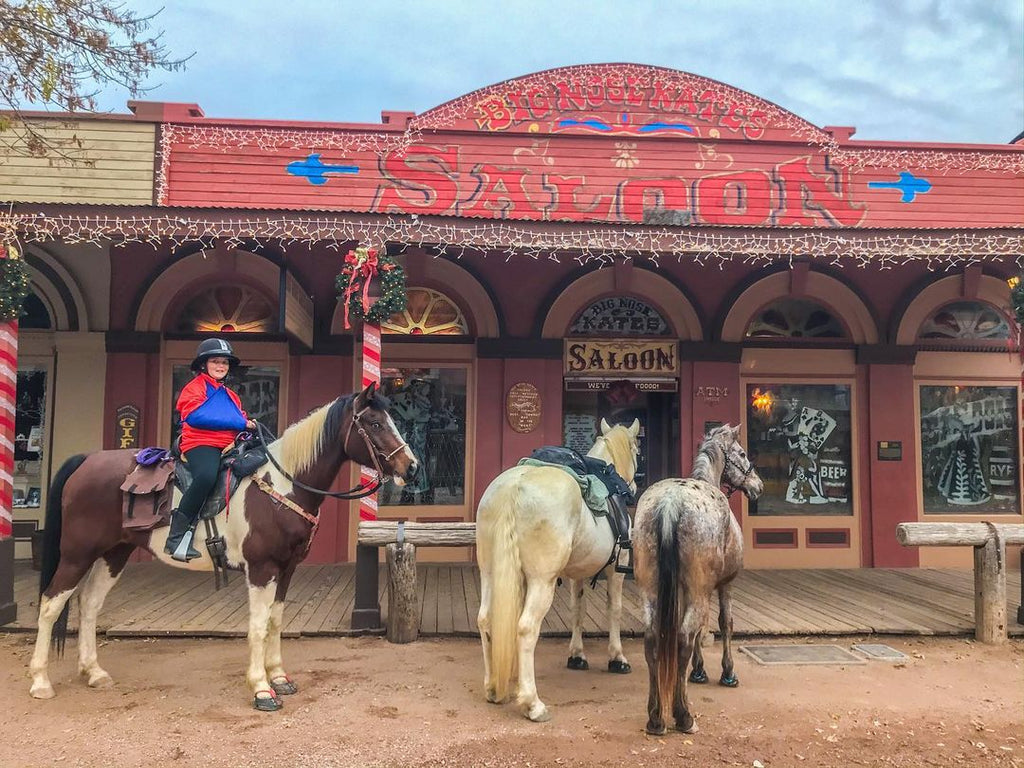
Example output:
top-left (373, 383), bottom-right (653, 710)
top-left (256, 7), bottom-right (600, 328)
top-left (476, 419), bottom-right (640, 722)
top-left (633, 424), bottom-right (763, 736)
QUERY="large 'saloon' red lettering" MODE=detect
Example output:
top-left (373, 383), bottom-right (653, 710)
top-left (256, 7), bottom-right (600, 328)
top-left (374, 146), bottom-right (459, 215)
top-left (696, 171), bottom-right (772, 225)
top-left (773, 157), bottom-right (866, 227)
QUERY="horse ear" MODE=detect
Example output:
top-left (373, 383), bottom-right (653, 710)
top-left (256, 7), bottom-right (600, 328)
top-left (600, 418), bottom-right (612, 435)
top-left (358, 380), bottom-right (377, 404)
top-left (731, 424), bottom-right (742, 439)
top-left (628, 418), bottom-right (641, 438)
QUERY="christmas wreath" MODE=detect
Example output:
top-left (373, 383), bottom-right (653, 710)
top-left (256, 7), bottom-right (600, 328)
top-left (335, 246), bottom-right (407, 328)
top-left (0, 243), bottom-right (31, 323)
top-left (1009, 276), bottom-right (1024, 328)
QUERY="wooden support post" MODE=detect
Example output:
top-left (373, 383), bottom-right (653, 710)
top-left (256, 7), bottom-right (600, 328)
top-left (385, 542), bottom-right (418, 643)
top-left (973, 537), bottom-right (1006, 644)
top-left (0, 319), bottom-right (18, 627)
top-left (351, 544), bottom-right (382, 630)
top-left (1018, 547), bottom-right (1024, 626)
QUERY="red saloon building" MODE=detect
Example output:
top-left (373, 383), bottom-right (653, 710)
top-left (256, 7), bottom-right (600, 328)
top-left (1, 64), bottom-right (1022, 609)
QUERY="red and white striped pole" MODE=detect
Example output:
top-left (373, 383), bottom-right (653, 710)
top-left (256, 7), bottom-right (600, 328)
top-left (359, 322), bottom-right (381, 521)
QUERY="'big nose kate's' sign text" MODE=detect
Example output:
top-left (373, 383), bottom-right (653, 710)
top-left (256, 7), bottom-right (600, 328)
top-left (565, 340), bottom-right (678, 377)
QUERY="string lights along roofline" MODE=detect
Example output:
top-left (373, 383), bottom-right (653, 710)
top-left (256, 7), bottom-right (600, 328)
top-left (1, 212), bottom-right (1021, 270)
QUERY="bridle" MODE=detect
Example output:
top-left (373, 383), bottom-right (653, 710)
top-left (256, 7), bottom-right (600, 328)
top-left (253, 401), bottom-right (409, 501)
top-left (721, 450), bottom-right (757, 498)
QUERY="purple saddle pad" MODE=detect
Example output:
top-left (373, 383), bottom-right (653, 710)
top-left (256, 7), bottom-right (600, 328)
top-left (135, 447), bottom-right (171, 467)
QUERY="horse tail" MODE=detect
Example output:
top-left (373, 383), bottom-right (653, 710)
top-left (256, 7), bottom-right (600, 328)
top-left (40, 453), bottom-right (87, 654)
top-left (653, 498), bottom-right (680, 726)
top-left (484, 480), bottom-right (524, 703)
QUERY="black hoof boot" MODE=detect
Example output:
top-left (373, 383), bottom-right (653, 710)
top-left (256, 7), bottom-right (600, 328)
top-left (689, 668), bottom-right (709, 684)
top-left (607, 659), bottom-right (632, 674)
top-left (720, 673), bottom-right (739, 687)
top-left (567, 656), bottom-right (589, 670)
top-left (271, 677), bottom-right (298, 696)
top-left (253, 693), bottom-right (283, 711)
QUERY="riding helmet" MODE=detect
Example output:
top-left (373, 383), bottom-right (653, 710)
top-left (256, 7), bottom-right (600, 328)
top-left (190, 337), bottom-right (240, 372)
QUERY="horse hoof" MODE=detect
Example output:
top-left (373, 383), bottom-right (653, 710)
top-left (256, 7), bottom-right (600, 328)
top-left (271, 677), bottom-right (298, 696)
top-left (607, 659), bottom-right (632, 674)
top-left (88, 673), bottom-right (114, 689)
top-left (253, 694), bottom-right (283, 712)
top-left (674, 718), bottom-right (699, 734)
top-left (566, 656), bottom-right (589, 671)
top-left (526, 704), bottom-right (551, 723)
top-left (30, 684), bottom-right (55, 700)
top-left (689, 669), bottom-right (709, 684)
top-left (645, 722), bottom-right (666, 736)
top-left (720, 674), bottom-right (739, 688)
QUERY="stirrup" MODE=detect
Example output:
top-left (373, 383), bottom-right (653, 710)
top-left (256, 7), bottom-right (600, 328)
top-left (171, 529), bottom-right (202, 562)
top-left (614, 543), bottom-right (634, 575)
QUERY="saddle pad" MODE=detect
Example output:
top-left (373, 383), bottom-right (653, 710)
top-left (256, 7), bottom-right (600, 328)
top-left (121, 460), bottom-right (175, 531)
top-left (517, 457), bottom-right (611, 514)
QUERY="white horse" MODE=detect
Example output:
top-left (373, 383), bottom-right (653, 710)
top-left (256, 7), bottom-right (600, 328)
top-left (476, 419), bottom-right (640, 722)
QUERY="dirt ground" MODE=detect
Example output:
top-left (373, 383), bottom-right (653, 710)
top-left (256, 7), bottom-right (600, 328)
top-left (1, 632), bottom-right (1021, 768)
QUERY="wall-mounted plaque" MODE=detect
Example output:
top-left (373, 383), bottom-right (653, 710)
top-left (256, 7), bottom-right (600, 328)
top-left (506, 382), bottom-right (541, 434)
top-left (116, 404), bottom-right (140, 449)
top-left (877, 440), bottom-right (902, 461)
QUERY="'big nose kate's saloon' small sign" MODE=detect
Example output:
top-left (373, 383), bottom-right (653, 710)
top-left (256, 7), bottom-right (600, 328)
top-left (565, 340), bottom-right (678, 376)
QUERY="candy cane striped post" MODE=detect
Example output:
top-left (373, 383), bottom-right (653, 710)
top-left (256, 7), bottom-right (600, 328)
top-left (352, 321), bottom-right (383, 629)
top-left (0, 319), bottom-right (18, 626)
top-left (359, 322), bottom-right (381, 521)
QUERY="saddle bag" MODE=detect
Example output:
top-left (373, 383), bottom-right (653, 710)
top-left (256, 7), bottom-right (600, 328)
top-left (120, 452), bottom-right (176, 531)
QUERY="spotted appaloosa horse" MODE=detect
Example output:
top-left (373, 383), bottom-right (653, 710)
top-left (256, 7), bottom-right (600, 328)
top-left (632, 424), bottom-right (763, 736)
top-left (30, 383), bottom-right (418, 711)
top-left (475, 419), bottom-right (640, 722)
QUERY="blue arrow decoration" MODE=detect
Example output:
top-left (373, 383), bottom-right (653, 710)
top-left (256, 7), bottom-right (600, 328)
top-left (867, 171), bottom-right (932, 203)
top-left (286, 153), bottom-right (360, 185)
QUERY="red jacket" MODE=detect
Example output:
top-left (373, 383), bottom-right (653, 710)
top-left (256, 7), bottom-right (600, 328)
top-left (176, 373), bottom-right (248, 454)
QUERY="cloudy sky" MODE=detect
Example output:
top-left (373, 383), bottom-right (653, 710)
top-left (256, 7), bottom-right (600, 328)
top-left (105, 0), bottom-right (1022, 144)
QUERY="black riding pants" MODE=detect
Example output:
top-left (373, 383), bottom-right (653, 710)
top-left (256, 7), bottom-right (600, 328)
top-left (177, 445), bottom-right (222, 526)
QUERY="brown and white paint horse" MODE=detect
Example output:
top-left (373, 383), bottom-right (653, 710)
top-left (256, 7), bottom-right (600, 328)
top-left (633, 424), bottom-right (762, 736)
top-left (30, 383), bottom-right (418, 710)
top-left (476, 419), bottom-right (640, 722)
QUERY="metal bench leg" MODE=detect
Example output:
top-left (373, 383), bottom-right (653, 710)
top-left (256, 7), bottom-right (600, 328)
top-left (351, 544), bottom-right (382, 630)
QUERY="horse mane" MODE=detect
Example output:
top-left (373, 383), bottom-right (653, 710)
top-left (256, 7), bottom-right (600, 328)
top-left (691, 426), bottom-right (730, 483)
top-left (593, 426), bottom-right (636, 482)
top-left (276, 391), bottom-right (392, 475)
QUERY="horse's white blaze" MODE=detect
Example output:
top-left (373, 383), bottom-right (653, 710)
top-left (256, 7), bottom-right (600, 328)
top-left (385, 412), bottom-right (415, 486)
top-left (29, 588), bottom-right (75, 698)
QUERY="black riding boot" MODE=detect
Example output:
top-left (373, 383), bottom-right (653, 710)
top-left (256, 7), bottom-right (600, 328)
top-left (165, 509), bottom-right (201, 561)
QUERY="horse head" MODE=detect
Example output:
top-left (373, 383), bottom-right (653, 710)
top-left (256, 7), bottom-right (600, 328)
top-left (346, 382), bottom-right (420, 486)
top-left (705, 424), bottom-right (763, 500)
top-left (599, 417), bottom-right (642, 494)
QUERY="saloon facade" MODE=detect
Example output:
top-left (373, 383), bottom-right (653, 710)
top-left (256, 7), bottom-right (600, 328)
top-left (3, 64), bottom-right (1023, 571)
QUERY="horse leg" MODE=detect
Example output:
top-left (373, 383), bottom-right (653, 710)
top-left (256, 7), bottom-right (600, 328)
top-left (246, 575), bottom-right (282, 711)
top-left (643, 625), bottom-right (666, 735)
top-left (689, 627), bottom-right (709, 684)
top-left (673, 605), bottom-right (701, 734)
top-left (566, 578), bottom-right (589, 670)
top-left (266, 564), bottom-right (298, 696)
top-left (516, 576), bottom-right (556, 722)
top-left (77, 544), bottom-right (134, 689)
top-left (605, 569), bottom-right (630, 673)
top-left (476, 566), bottom-right (499, 703)
top-left (30, 558), bottom-right (93, 699)
top-left (718, 584), bottom-right (739, 687)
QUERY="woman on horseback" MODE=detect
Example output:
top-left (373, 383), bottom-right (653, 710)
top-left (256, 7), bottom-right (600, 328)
top-left (167, 338), bottom-right (256, 561)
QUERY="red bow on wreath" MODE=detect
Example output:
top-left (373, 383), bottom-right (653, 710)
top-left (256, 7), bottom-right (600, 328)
top-left (341, 246), bottom-right (379, 329)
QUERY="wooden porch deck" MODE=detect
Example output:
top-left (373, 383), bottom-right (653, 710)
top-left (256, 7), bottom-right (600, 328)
top-left (6, 561), bottom-right (1023, 638)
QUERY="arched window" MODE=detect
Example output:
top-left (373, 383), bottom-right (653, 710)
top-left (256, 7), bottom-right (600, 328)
top-left (917, 301), bottom-right (1010, 341)
top-left (745, 298), bottom-right (846, 340)
top-left (383, 287), bottom-right (468, 336)
top-left (20, 292), bottom-right (52, 330)
top-left (176, 285), bottom-right (277, 333)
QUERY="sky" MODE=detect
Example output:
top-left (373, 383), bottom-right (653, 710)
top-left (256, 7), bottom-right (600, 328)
top-left (97, 0), bottom-right (1023, 145)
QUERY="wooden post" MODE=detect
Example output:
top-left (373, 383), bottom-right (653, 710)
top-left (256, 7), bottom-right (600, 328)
top-left (385, 542), bottom-right (418, 643)
top-left (974, 536), bottom-right (1006, 644)
top-left (0, 319), bottom-right (17, 626)
top-left (1018, 547), bottom-right (1024, 626)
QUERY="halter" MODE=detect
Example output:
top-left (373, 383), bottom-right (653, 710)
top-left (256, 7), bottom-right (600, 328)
top-left (721, 451), bottom-right (756, 498)
top-left (253, 400), bottom-right (409, 501)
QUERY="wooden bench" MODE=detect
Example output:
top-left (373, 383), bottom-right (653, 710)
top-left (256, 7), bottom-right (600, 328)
top-left (896, 522), bottom-right (1024, 644)
top-left (355, 521), bottom-right (476, 643)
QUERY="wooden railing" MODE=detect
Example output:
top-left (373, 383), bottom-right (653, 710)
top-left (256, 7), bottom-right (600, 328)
top-left (896, 522), bottom-right (1024, 644)
top-left (355, 521), bottom-right (476, 643)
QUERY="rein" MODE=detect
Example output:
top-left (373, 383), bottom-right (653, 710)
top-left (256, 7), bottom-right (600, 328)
top-left (251, 401), bottom-right (406, 501)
